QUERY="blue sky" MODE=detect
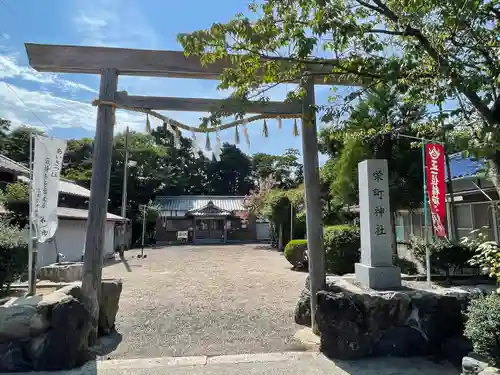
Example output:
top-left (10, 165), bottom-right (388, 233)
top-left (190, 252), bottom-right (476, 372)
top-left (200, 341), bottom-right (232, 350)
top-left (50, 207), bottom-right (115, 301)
top-left (0, 0), bottom-right (354, 161)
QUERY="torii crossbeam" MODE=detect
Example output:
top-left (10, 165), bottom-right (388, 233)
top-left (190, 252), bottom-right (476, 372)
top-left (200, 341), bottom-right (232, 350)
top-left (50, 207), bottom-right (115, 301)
top-left (25, 43), bottom-right (363, 339)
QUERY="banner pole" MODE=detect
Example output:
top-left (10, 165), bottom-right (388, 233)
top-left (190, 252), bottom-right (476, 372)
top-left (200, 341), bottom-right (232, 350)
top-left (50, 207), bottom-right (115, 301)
top-left (422, 139), bottom-right (432, 288)
top-left (28, 131), bottom-right (36, 296)
top-left (120, 126), bottom-right (129, 255)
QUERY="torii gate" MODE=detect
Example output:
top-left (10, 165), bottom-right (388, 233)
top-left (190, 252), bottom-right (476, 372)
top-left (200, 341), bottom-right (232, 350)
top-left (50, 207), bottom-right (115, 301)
top-left (25, 43), bottom-right (361, 339)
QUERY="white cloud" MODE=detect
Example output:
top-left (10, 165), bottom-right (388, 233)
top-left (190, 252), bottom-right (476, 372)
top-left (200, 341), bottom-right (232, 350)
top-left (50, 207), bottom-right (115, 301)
top-left (0, 52), bottom-right (235, 139)
top-left (0, 82), bottom-right (145, 133)
top-left (73, 0), bottom-right (159, 49)
top-left (0, 55), bottom-right (97, 94)
top-left (0, 0), bottom-right (325, 163)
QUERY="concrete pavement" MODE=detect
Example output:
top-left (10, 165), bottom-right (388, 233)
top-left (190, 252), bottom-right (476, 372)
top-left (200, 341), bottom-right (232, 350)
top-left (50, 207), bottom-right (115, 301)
top-left (8, 352), bottom-right (460, 375)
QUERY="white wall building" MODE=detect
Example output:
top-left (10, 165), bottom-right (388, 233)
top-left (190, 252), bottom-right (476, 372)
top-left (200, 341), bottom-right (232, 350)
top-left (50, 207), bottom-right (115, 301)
top-left (35, 207), bottom-right (125, 267)
top-left (0, 153), bottom-right (127, 267)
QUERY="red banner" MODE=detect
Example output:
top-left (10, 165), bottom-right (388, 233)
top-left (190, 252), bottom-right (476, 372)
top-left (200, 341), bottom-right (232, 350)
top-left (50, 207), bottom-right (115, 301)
top-left (425, 143), bottom-right (447, 237)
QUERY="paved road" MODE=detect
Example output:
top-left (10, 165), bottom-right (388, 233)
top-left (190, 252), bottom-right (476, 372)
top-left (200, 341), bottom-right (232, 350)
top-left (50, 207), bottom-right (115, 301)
top-left (101, 245), bottom-right (308, 359)
top-left (8, 352), bottom-right (459, 375)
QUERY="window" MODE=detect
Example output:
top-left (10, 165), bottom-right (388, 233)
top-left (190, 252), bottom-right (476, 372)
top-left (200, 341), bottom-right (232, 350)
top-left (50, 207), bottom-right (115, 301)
top-left (473, 203), bottom-right (492, 229)
top-left (410, 209), bottom-right (432, 241)
top-left (454, 204), bottom-right (473, 229)
top-left (395, 212), bottom-right (410, 242)
top-left (411, 211), bottom-right (423, 238)
top-left (472, 203), bottom-right (494, 240)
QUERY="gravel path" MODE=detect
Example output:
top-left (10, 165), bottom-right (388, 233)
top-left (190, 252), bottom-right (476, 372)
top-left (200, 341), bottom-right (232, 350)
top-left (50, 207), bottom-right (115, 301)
top-left (102, 244), bottom-right (308, 359)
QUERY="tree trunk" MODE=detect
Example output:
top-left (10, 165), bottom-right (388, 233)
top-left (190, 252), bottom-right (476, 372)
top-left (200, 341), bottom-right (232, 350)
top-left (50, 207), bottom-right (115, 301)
top-left (385, 133), bottom-right (398, 257)
top-left (488, 156), bottom-right (500, 198)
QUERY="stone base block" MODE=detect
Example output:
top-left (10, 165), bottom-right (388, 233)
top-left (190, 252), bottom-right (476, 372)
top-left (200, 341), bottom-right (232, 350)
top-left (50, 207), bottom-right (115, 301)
top-left (38, 262), bottom-right (83, 283)
top-left (355, 263), bottom-right (401, 290)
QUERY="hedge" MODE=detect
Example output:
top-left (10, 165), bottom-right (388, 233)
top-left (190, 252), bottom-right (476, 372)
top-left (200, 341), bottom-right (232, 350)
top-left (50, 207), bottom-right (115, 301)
top-left (283, 225), bottom-right (361, 274)
top-left (464, 293), bottom-right (500, 367)
top-left (284, 239), bottom-right (308, 269)
top-left (0, 219), bottom-right (28, 294)
top-left (324, 225), bottom-right (360, 275)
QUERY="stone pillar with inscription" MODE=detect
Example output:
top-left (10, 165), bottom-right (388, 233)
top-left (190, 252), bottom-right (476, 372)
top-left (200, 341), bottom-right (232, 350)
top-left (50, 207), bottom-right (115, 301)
top-left (355, 159), bottom-right (402, 290)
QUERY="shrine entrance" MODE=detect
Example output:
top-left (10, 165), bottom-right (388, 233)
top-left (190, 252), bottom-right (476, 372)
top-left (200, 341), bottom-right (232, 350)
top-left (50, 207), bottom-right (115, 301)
top-left (194, 219), bottom-right (225, 242)
top-left (24, 42), bottom-right (362, 337)
top-left (189, 200), bottom-right (230, 243)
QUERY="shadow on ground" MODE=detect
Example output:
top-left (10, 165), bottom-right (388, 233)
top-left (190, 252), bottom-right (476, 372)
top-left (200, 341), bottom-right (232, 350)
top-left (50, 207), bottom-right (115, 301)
top-left (252, 244), bottom-right (278, 251)
top-left (103, 256), bottom-right (133, 272)
top-left (90, 330), bottom-right (123, 358)
top-left (329, 356), bottom-right (460, 375)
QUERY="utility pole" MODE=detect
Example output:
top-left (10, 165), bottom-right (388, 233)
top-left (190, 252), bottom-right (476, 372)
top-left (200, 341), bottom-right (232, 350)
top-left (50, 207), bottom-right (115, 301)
top-left (121, 127), bottom-right (129, 252)
top-left (82, 68), bottom-right (118, 345)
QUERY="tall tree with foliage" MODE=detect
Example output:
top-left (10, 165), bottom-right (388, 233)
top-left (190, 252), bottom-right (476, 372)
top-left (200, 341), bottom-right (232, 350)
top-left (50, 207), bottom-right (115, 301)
top-left (150, 125), bottom-right (211, 195)
top-left (319, 85), bottom-right (427, 252)
top-left (63, 138), bottom-right (95, 185)
top-left (178, 0), bottom-right (500, 195)
top-left (208, 143), bottom-right (254, 195)
top-left (320, 85), bottom-right (425, 210)
top-left (0, 118), bottom-right (10, 150)
top-left (252, 148), bottom-right (303, 189)
top-left (2, 126), bottom-right (45, 165)
top-left (108, 130), bottom-right (167, 215)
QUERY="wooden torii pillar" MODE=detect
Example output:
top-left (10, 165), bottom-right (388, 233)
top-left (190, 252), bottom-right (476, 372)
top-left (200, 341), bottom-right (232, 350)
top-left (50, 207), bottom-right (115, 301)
top-left (25, 43), bottom-right (358, 338)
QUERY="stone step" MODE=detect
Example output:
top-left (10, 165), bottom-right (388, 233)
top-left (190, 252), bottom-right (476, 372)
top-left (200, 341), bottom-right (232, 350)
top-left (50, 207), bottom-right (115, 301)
top-left (3, 351), bottom-right (460, 375)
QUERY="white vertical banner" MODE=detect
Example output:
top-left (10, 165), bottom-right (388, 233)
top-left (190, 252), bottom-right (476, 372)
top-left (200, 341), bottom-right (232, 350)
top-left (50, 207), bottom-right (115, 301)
top-left (31, 135), bottom-right (67, 243)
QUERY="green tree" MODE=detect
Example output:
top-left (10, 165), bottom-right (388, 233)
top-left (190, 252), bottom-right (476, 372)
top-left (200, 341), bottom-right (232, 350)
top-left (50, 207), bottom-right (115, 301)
top-left (150, 125), bottom-right (211, 195)
top-left (208, 143), bottom-right (254, 195)
top-left (320, 86), bottom-right (425, 210)
top-left (177, 0), bottom-right (500, 195)
top-left (62, 138), bottom-right (94, 185)
top-left (108, 130), bottom-right (167, 216)
top-left (0, 118), bottom-right (11, 149)
top-left (319, 86), bottom-right (427, 252)
top-left (252, 149), bottom-right (303, 189)
top-left (0, 182), bottom-right (29, 228)
top-left (2, 126), bottom-right (45, 165)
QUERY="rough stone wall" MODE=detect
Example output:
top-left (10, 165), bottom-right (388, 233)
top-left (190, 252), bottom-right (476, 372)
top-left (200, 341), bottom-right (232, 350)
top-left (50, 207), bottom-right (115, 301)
top-left (0, 279), bottom-right (122, 372)
top-left (295, 276), bottom-right (494, 364)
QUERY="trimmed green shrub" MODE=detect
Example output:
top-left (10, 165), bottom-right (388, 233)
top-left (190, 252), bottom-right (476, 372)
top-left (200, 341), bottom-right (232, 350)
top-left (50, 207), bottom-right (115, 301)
top-left (464, 293), bottom-right (500, 367)
top-left (0, 182), bottom-right (29, 228)
top-left (284, 239), bottom-right (308, 269)
top-left (469, 240), bottom-right (500, 283)
top-left (324, 225), bottom-right (360, 275)
top-left (409, 237), bottom-right (477, 278)
top-left (393, 256), bottom-right (419, 275)
top-left (0, 218), bottom-right (28, 294)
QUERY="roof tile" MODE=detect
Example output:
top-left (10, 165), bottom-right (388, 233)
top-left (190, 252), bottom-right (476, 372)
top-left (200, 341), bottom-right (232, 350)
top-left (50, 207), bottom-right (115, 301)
top-left (155, 196), bottom-right (246, 212)
top-left (0, 153), bottom-right (91, 199)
